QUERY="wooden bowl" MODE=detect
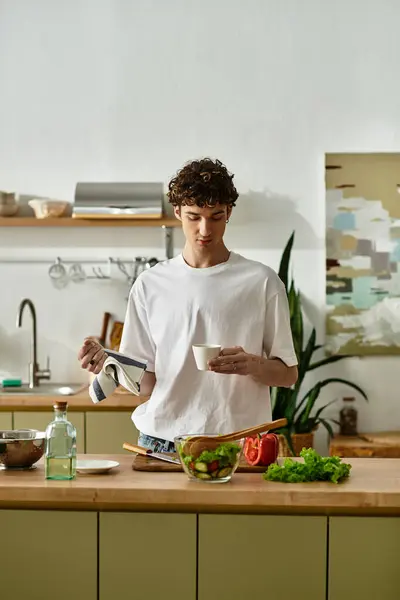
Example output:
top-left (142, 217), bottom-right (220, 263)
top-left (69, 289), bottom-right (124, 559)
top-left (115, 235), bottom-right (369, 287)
top-left (29, 199), bottom-right (69, 219)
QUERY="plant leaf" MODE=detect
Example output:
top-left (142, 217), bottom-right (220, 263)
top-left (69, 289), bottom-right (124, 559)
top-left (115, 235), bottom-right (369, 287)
top-left (297, 383), bottom-right (322, 426)
top-left (313, 399), bottom-right (339, 420)
top-left (312, 377), bottom-right (368, 401)
top-left (272, 387), bottom-right (297, 427)
top-left (295, 328), bottom-right (317, 392)
top-left (288, 281), bottom-right (297, 314)
top-left (308, 354), bottom-right (352, 371)
top-left (319, 418), bottom-right (335, 438)
top-left (285, 389), bottom-right (301, 425)
top-left (295, 377), bottom-right (367, 424)
top-left (290, 289), bottom-right (303, 360)
top-left (278, 231), bottom-right (295, 290)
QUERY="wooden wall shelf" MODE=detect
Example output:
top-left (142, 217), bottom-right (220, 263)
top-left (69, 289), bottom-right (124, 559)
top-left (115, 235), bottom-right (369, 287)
top-left (0, 217), bottom-right (180, 257)
top-left (0, 217), bottom-right (180, 228)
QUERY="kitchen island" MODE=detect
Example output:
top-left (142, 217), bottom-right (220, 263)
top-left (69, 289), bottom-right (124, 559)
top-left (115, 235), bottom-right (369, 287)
top-left (0, 456), bottom-right (399, 600)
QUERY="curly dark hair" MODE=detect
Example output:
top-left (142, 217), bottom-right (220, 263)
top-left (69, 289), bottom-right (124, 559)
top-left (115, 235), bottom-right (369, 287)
top-left (167, 158), bottom-right (238, 208)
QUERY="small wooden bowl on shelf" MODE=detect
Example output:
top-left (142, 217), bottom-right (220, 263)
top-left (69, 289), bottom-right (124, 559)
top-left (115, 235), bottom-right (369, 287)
top-left (28, 199), bottom-right (69, 219)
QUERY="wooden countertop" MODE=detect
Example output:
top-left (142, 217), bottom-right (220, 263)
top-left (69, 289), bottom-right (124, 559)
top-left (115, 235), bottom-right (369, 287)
top-left (1, 455), bottom-right (400, 515)
top-left (0, 387), bottom-right (145, 412)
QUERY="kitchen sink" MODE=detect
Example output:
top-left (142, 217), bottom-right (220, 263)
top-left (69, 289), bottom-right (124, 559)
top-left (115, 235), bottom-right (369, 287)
top-left (0, 383), bottom-right (86, 396)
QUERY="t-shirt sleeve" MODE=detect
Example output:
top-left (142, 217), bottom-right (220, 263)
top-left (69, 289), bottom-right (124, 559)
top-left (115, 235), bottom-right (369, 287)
top-left (263, 286), bottom-right (298, 367)
top-left (119, 280), bottom-right (156, 372)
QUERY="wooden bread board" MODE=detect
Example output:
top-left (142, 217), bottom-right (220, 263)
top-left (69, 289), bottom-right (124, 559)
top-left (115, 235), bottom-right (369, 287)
top-left (132, 453), bottom-right (267, 473)
top-left (359, 431), bottom-right (400, 446)
top-left (330, 431), bottom-right (400, 458)
top-left (72, 213), bottom-right (162, 219)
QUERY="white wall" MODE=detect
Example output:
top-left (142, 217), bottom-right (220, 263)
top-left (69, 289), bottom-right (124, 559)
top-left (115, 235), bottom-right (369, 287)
top-left (1, 0), bottom-right (399, 451)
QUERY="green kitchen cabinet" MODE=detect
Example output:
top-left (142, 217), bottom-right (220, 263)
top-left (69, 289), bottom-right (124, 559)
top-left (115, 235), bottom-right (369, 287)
top-left (199, 515), bottom-right (327, 600)
top-left (99, 512), bottom-right (196, 600)
top-left (329, 517), bottom-right (400, 600)
top-left (13, 411), bottom-right (85, 453)
top-left (0, 412), bottom-right (12, 430)
top-left (85, 411), bottom-right (138, 454)
top-left (0, 509), bottom-right (97, 599)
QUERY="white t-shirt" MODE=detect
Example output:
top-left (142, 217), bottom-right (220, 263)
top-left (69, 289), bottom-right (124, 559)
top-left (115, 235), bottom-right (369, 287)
top-left (120, 251), bottom-right (297, 441)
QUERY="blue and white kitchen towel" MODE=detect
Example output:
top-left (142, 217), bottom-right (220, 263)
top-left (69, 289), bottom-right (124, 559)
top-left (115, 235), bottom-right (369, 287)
top-left (89, 350), bottom-right (147, 404)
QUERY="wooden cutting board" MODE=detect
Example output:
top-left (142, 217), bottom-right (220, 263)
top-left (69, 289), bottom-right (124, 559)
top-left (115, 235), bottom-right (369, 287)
top-left (109, 321), bottom-right (124, 351)
top-left (359, 431), bottom-right (400, 446)
top-left (72, 213), bottom-right (162, 219)
top-left (132, 453), bottom-right (267, 473)
top-left (330, 431), bottom-right (400, 458)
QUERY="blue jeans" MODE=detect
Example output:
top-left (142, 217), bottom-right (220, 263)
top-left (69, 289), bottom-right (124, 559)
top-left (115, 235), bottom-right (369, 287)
top-left (138, 432), bottom-right (176, 453)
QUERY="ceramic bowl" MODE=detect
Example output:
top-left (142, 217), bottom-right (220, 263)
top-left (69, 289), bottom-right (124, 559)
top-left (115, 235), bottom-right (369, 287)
top-left (0, 191), bottom-right (18, 216)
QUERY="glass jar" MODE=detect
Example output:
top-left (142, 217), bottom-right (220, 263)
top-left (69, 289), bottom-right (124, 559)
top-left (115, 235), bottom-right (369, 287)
top-left (339, 397), bottom-right (358, 436)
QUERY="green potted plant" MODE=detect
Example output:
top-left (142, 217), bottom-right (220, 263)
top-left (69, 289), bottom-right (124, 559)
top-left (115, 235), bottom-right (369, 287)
top-left (271, 231), bottom-right (367, 456)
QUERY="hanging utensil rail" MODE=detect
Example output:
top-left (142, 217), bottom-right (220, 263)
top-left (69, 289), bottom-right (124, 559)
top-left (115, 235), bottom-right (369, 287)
top-left (0, 256), bottom-right (159, 285)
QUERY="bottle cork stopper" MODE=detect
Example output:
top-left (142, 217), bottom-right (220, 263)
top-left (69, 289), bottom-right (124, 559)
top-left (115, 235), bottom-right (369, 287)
top-left (54, 400), bottom-right (68, 410)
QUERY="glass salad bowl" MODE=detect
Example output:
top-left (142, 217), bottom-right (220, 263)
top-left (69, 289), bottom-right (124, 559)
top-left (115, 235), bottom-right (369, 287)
top-left (174, 434), bottom-right (244, 483)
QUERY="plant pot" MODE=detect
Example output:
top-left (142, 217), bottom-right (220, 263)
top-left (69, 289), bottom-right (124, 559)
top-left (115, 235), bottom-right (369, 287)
top-left (278, 432), bottom-right (315, 457)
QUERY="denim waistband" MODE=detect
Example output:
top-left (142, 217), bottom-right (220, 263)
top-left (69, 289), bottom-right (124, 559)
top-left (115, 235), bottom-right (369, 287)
top-left (138, 432), bottom-right (176, 453)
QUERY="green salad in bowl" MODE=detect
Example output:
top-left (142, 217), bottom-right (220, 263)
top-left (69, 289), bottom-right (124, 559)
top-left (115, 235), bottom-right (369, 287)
top-left (175, 435), bottom-right (244, 483)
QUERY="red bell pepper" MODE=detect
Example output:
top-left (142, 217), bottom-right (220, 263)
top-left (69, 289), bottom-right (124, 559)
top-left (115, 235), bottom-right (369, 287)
top-left (207, 460), bottom-right (220, 473)
top-left (244, 433), bottom-right (279, 466)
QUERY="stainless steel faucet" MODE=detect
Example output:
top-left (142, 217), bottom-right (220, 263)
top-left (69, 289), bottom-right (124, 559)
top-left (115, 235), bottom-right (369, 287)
top-left (16, 298), bottom-right (51, 388)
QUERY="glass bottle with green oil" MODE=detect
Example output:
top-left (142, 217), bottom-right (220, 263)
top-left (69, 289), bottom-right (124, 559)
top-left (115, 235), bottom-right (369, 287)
top-left (45, 400), bottom-right (76, 480)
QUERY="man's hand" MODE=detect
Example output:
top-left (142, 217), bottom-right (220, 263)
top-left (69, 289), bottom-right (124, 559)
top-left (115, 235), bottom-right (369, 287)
top-left (78, 337), bottom-right (107, 374)
top-left (208, 346), bottom-right (298, 387)
top-left (207, 346), bottom-right (257, 376)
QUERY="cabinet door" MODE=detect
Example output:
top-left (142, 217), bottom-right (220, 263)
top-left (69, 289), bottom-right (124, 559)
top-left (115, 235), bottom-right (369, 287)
top-left (86, 411), bottom-right (138, 454)
top-left (0, 412), bottom-right (12, 430)
top-left (100, 512), bottom-right (196, 600)
top-left (13, 411), bottom-right (85, 453)
top-left (199, 514), bottom-right (326, 600)
top-left (0, 509), bottom-right (97, 599)
top-left (329, 517), bottom-right (400, 600)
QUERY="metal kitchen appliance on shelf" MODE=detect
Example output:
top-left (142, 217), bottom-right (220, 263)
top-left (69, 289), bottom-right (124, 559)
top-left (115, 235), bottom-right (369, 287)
top-left (73, 182), bottom-right (163, 219)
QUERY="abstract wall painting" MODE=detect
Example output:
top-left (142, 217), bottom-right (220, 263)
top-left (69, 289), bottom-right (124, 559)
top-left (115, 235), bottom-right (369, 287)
top-left (325, 153), bottom-right (400, 355)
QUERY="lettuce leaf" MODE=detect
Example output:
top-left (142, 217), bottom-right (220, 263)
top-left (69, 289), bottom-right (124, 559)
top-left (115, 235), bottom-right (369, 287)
top-left (263, 448), bottom-right (351, 484)
top-left (179, 442), bottom-right (241, 467)
top-left (196, 442), bottom-right (241, 466)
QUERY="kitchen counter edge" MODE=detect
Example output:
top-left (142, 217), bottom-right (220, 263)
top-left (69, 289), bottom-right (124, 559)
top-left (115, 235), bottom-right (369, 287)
top-left (0, 455), bottom-right (400, 516)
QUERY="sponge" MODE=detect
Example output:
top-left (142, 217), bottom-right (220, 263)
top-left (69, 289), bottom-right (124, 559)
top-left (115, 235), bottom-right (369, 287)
top-left (1, 378), bottom-right (22, 388)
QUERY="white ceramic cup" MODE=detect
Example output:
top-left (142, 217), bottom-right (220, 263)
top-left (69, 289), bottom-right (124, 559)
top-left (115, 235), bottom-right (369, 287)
top-left (192, 344), bottom-right (221, 371)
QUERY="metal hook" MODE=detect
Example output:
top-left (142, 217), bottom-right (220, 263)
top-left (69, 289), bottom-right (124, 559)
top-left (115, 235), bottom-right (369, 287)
top-left (92, 266), bottom-right (109, 279)
top-left (110, 257), bottom-right (135, 286)
top-left (116, 259), bottom-right (131, 280)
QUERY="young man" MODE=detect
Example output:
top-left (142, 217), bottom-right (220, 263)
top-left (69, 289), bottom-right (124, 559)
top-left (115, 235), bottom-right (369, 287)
top-left (78, 158), bottom-right (298, 452)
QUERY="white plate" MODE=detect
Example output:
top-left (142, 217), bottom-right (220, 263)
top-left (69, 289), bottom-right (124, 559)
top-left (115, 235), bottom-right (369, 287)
top-left (76, 459), bottom-right (120, 474)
